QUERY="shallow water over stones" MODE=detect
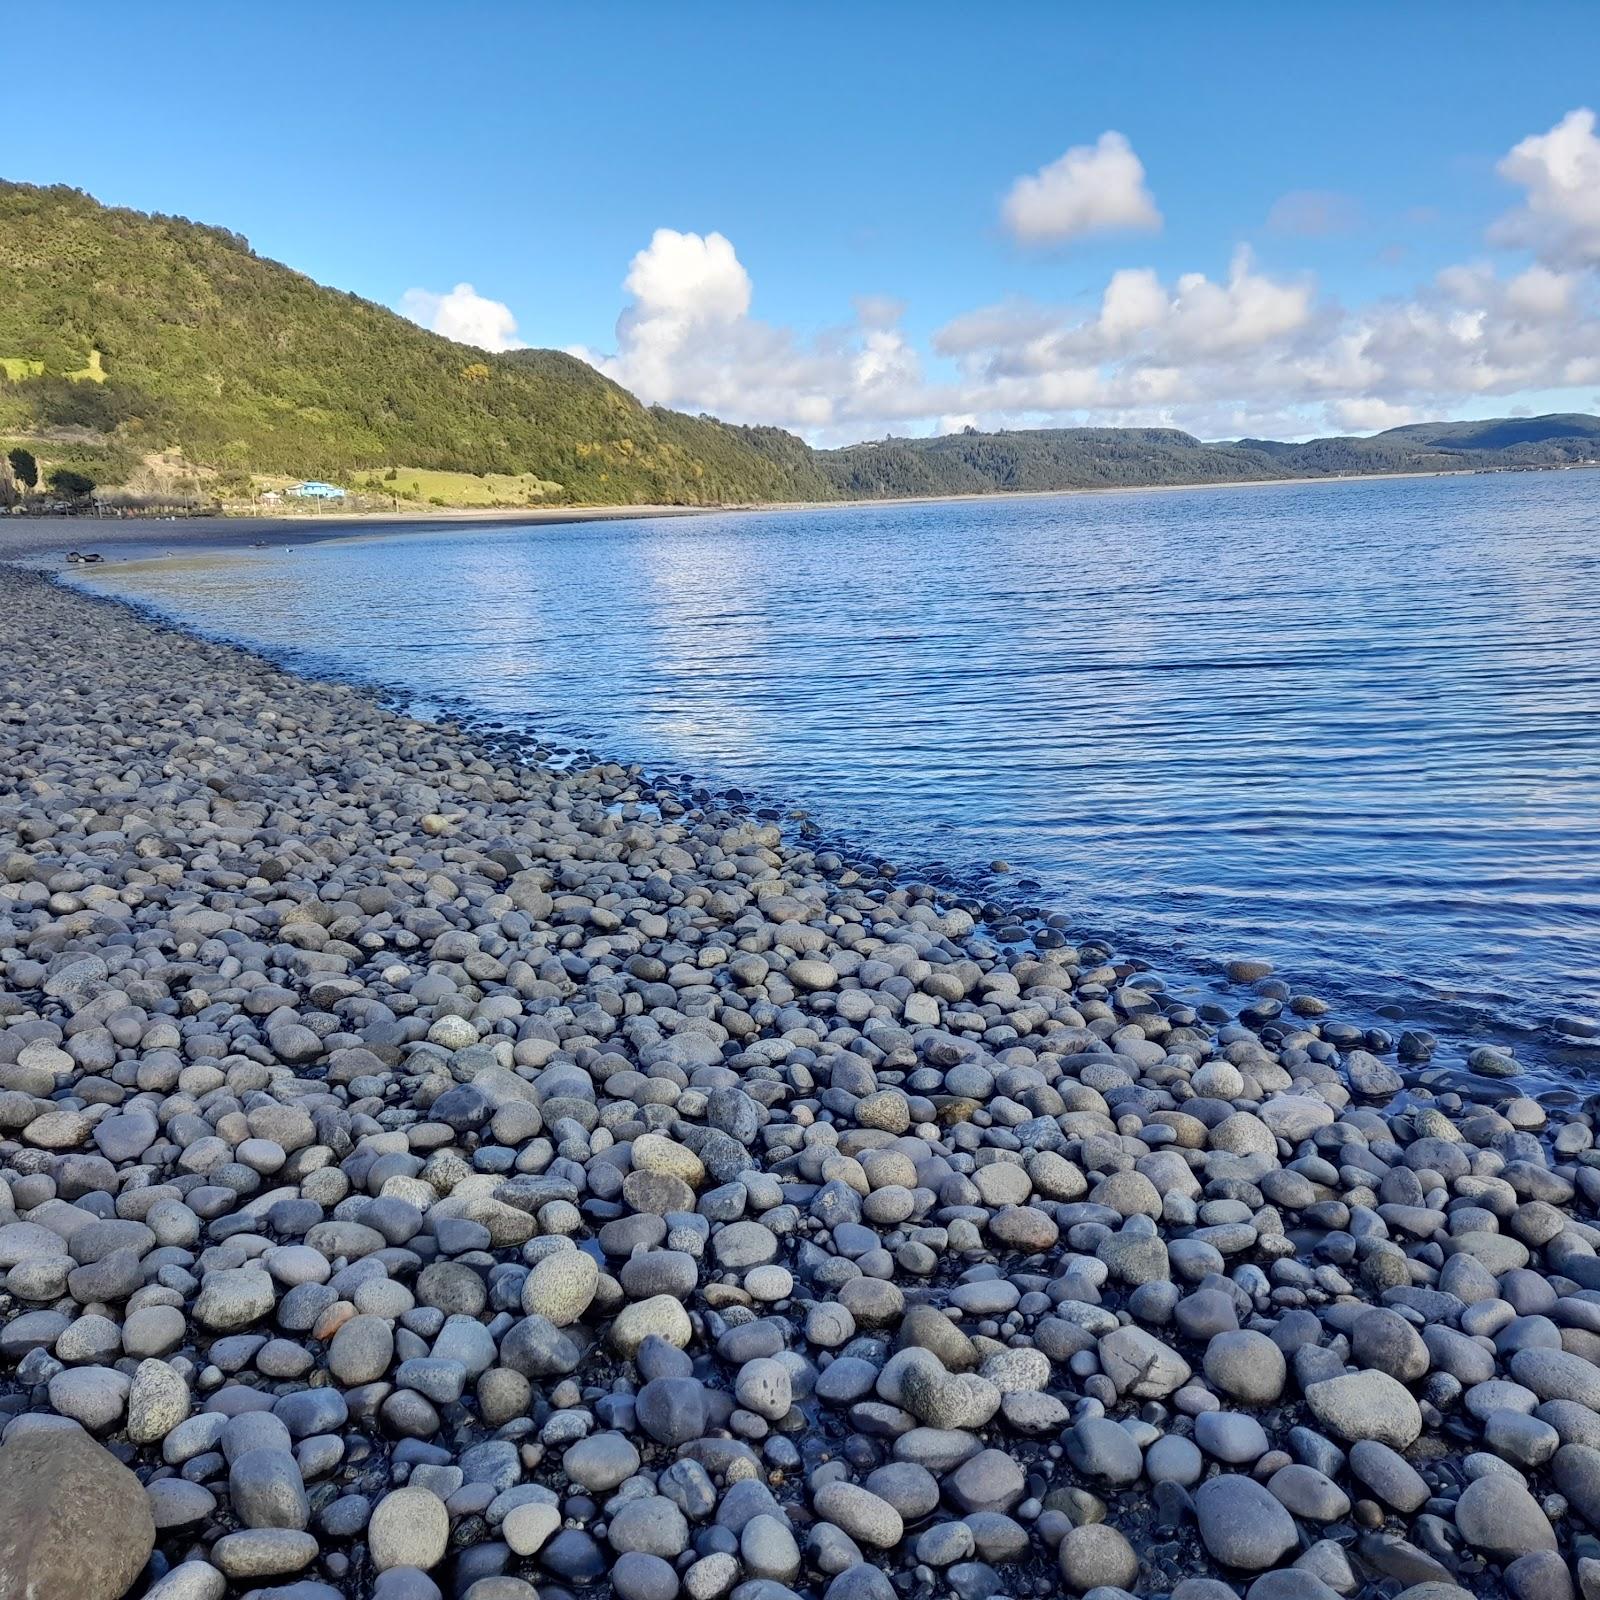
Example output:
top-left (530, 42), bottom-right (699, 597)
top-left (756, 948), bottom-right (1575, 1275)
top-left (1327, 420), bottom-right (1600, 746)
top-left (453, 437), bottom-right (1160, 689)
top-left (79, 470), bottom-right (1600, 1077)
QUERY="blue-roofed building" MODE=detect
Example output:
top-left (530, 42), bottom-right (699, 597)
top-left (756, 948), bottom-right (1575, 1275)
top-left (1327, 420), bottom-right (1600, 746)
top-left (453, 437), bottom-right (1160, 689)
top-left (286, 481), bottom-right (346, 500)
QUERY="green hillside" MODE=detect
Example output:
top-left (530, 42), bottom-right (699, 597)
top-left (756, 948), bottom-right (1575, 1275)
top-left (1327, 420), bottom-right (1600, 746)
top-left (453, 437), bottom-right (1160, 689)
top-left (0, 181), bottom-right (826, 505)
top-left (1236, 414), bottom-right (1600, 477)
top-left (820, 427), bottom-right (1289, 495)
top-left (823, 415), bottom-right (1600, 497)
top-left (1, 179), bottom-right (1598, 509)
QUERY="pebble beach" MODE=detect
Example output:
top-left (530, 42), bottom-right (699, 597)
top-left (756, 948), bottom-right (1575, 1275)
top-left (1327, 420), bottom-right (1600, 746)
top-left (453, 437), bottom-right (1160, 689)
top-left (5, 561), bottom-right (1600, 1600)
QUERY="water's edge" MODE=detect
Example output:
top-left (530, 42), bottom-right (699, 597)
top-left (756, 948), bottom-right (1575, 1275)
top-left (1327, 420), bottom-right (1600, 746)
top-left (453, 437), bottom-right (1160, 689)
top-left (57, 557), bottom-right (1595, 1101)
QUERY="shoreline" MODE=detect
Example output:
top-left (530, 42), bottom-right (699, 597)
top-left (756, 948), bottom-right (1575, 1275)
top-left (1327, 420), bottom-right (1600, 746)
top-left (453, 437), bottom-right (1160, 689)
top-left (56, 533), bottom-right (1591, 1083)
top-left (752, 461), bottom-right (1558, 517)
top-left (2, 459), bottom-right (1580, 564)
top-left (68, 559), bottom-right (1579, 1087)
top-left (0, 563), bottom-right (1594, 1600)
top-left (0, 502), bottom-right (713, 562)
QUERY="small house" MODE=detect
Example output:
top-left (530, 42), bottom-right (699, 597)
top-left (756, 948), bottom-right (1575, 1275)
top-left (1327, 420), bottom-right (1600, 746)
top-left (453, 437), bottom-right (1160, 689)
top-left (286, 481), bottom-right (346, 501)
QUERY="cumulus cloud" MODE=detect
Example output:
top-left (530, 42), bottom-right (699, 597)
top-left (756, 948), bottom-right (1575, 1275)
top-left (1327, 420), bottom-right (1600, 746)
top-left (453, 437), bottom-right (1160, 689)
top-left (399, 283), bottom-right (526, 352)
top-left (1352, 261), bottom-right (1600, 398)
top-left (1001, 131), bottom-right (1161, 245)
top-left (573, 229), bottom-right (929, 440)
top-left (934, 298), bottom-right (1064, 357)
top-left (934, 247), bottom-right (1600, 439)
top-left (1505, 263), bottom-right (1579, 318)
top-left (938, 251), bottom-right (1316, 383)
top-left (624, 229), bottom-right (752, 321)
top-left (1327, 396), bottom-right (1420, 431)
top-left (1491, 107), bottom-right (1600, 265)
top-left (567, 108), bottom-right (1600, 442)
top-left (582, 229), bottom-right (754, 404)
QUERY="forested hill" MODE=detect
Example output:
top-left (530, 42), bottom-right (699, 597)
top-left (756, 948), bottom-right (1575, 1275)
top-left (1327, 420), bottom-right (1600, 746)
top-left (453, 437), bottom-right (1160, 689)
top-left (2, 179), bottom-right (1598, 507)
top-left (814, 417), bottom-right (1600, 498)
top-left (0, 181), bottom-right (834, 505)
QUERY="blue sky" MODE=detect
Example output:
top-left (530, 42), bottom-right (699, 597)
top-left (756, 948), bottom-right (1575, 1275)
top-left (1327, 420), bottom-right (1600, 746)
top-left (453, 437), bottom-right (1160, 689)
top-left (10, 1), bottom-right (1600, 441)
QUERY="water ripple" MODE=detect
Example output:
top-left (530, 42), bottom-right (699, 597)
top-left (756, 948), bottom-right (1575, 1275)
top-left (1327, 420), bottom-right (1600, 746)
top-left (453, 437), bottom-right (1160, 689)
top-left (85, 470), bottom-right (1600, 1073)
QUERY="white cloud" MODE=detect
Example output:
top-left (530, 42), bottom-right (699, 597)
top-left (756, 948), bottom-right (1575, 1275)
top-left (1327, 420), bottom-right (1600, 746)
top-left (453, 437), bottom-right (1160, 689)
top-left (1158, 251), bottom-right (1316, 355)
top-left (931, 229), bottom-right (1600, 439)
top-left (624, 229), bottom-right (752, 324)
top-left (399, 283), bottom-right (525, 351)
top-left (1505, 264), bottom-right (1579, 318)
top-left (1001, 132), bottom-right (1161, 245)
top-left (593, 229), bottom-right (753, 403)
top-left (568, 108), bottom-right (1600, 443)
top-left (1098, 269), bottom-right (1169, 340)
top-left (577, 230), bottom-right (1600, 444)
top-left (935, 298), bottom-right (1064, 357)
top-left (573, 229), bottom-right (930, 440)
top-left (941, 251), bottom-right (1316, 381)
top-left (1491, 108), bottom-right (1600, 266)
top-left (1329, 396), bottom-right (1419, 432)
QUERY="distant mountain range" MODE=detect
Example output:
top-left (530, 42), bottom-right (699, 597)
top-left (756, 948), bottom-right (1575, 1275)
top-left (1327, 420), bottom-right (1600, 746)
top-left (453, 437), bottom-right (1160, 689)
top-left (3, 179), bottom-right (1598, 509)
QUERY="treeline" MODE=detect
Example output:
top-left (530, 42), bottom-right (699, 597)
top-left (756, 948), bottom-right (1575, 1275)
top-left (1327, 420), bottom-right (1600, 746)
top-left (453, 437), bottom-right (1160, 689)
top-left (819, 428), bottom-right (1285, 495)
top-left (817, 418), bottom-right (1600, 497)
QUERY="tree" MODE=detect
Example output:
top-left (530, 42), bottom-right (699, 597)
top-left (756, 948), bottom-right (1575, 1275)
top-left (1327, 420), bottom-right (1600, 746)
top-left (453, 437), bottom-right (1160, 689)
top-left (7, 447), bottom-right (37, 490)
top-left (47, 467), bottom-right (95, 499)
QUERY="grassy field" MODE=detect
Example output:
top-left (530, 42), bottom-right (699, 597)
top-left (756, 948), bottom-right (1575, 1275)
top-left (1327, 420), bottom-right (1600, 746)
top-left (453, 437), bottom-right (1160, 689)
top-left (255, 466), bottom-right (569, 509)
top-left (2, 349), bottom-right (105, 383)
top-left (67, 349), bottom-right (107, 383)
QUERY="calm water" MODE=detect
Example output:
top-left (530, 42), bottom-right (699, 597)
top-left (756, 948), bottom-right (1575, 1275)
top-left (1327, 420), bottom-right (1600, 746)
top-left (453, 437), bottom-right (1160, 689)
top-left (82, 471), bottom-right (1600, 1075)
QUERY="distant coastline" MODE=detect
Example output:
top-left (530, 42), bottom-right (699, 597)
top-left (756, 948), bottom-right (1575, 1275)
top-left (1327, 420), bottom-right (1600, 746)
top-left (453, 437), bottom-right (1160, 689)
top-left (3, 457), bottom-right (1592, 565)
top-left (756, 458), bottom-right (1597, 516)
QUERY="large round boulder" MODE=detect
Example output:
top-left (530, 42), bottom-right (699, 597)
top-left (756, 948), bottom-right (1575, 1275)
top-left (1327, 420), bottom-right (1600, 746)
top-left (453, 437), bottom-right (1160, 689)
top-left (0, 1429), bottom-right (156, 1600)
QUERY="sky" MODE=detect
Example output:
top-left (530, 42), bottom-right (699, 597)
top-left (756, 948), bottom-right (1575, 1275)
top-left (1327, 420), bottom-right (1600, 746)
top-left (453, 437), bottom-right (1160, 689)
top-left (9, 1), bottom-right (1600, 443)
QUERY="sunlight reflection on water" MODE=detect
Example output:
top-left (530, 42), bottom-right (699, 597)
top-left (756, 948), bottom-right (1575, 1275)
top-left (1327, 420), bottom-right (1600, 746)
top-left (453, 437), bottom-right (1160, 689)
top-left (84, 470), bottom-right (1600, 1074)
